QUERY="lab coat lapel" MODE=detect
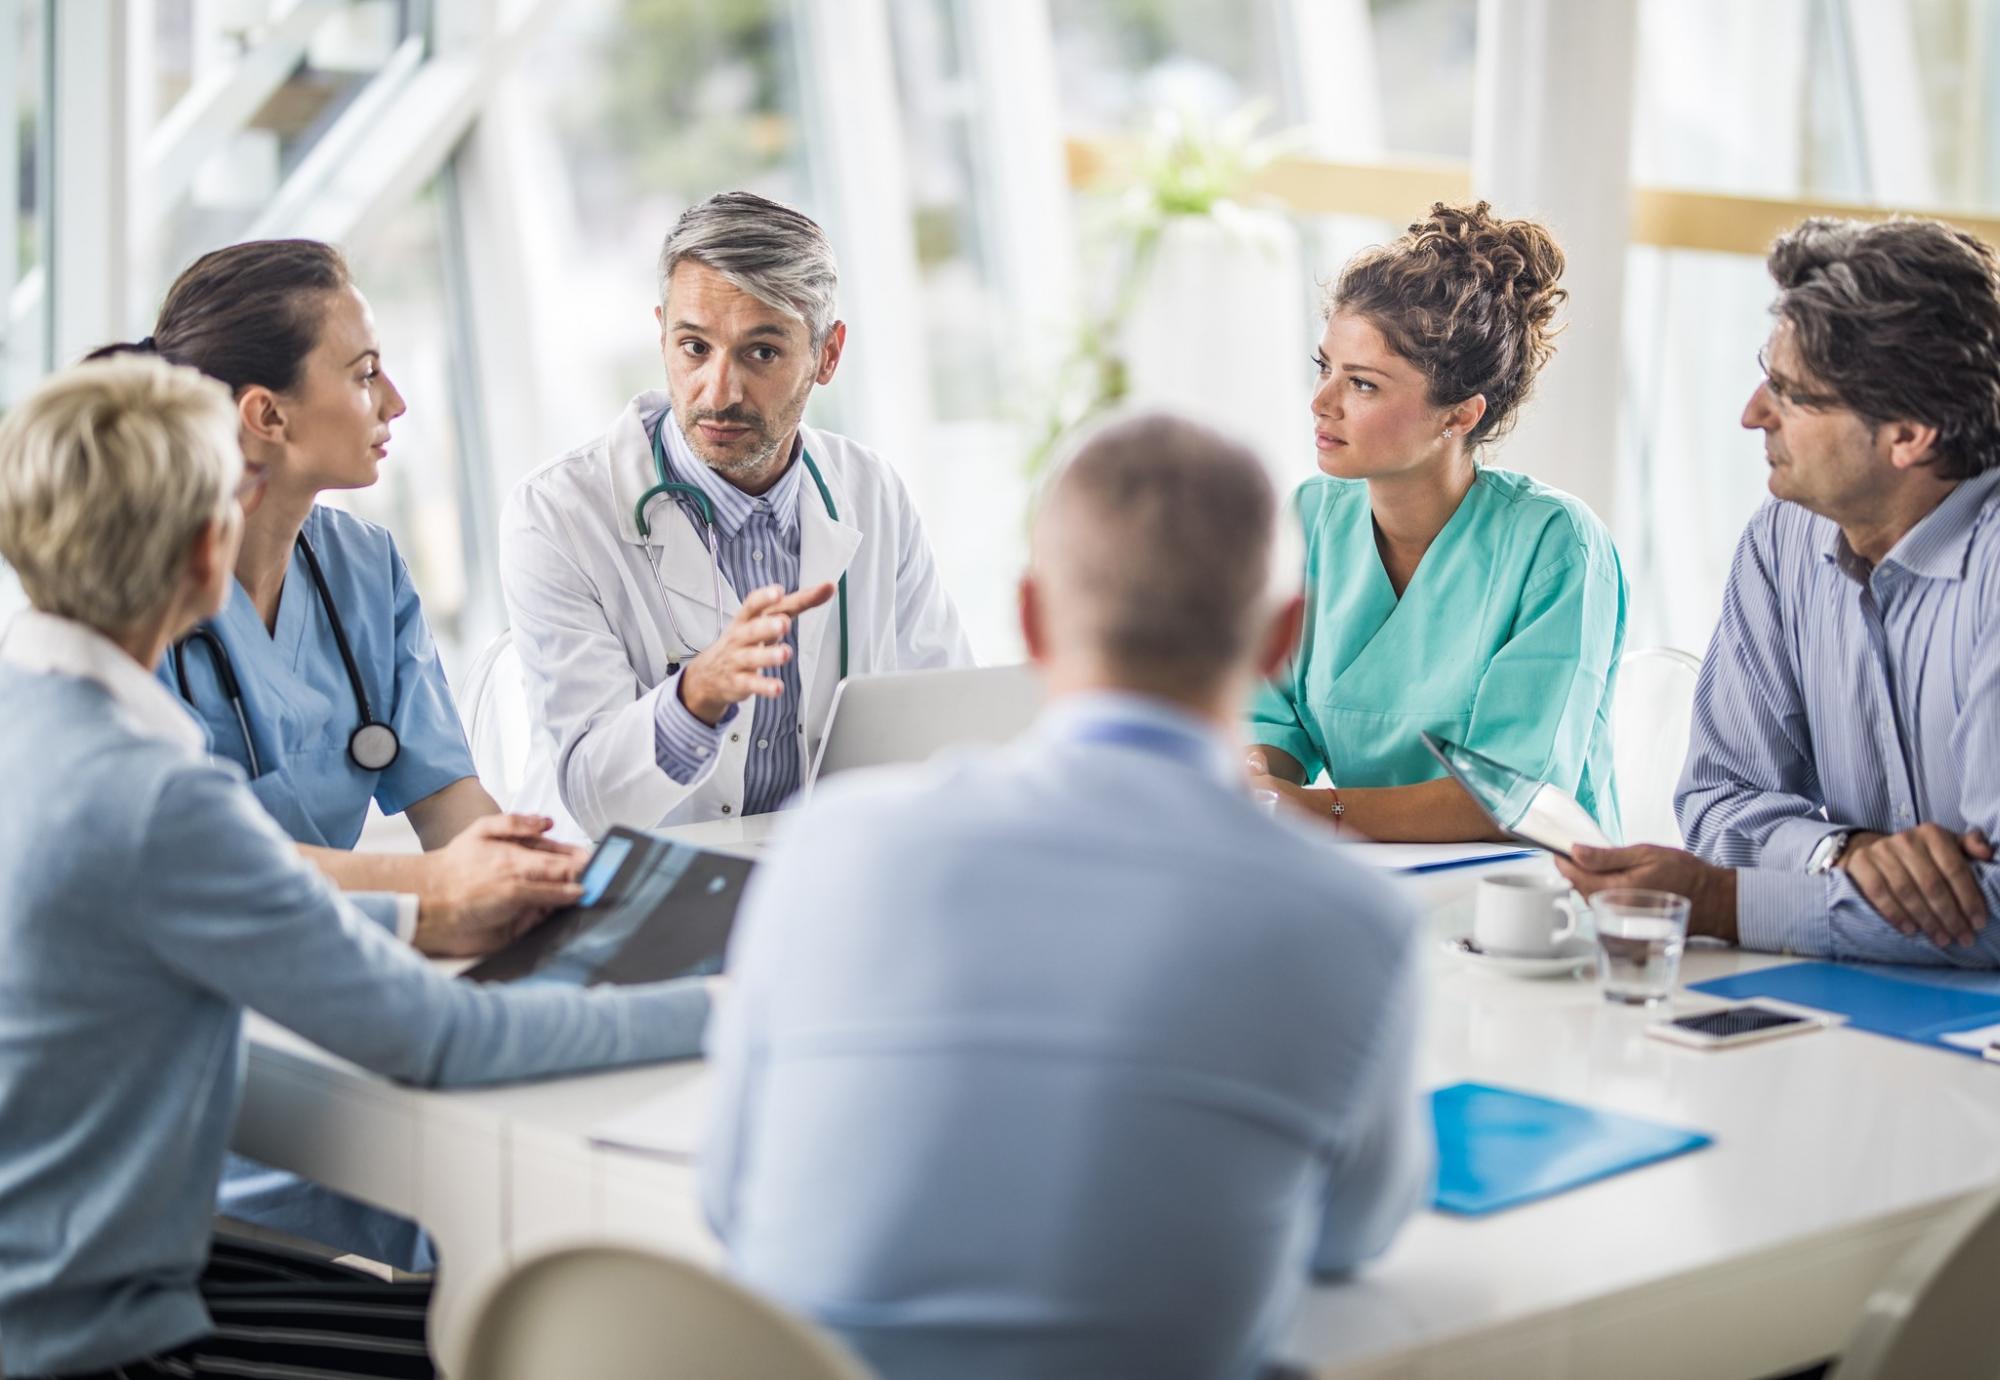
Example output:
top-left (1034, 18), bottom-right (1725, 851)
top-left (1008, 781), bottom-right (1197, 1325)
top-left (608, 392), bottom-right (734, 619)
top-left (796, 461), bottom-right (862, 704)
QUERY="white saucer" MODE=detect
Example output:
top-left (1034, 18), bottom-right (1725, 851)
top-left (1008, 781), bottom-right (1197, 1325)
top-left (1443, 934), bottom-right (1595, 979)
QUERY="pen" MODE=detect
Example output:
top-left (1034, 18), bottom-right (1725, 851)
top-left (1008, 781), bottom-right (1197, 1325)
top-left (1986, 1041), bottom-right (2000, 1065)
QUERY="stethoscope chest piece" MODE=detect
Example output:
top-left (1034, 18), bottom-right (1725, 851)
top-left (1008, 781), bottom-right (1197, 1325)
top-left (349, 721), bottom-right (401, 772)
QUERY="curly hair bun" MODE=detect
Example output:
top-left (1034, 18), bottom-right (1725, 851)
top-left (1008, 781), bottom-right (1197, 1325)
top-left (1411, 201), bottom-right (1567, 335)
top-left (1329, 201), bottom-right (1569, 444)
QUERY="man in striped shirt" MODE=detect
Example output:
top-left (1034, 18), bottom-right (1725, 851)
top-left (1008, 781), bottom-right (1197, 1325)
top-left (1557, 217), bottom-right (2000, 968)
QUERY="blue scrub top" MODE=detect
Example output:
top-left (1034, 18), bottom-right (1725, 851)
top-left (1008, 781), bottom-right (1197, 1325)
top-left (158, 503), bottom-right (472, 1269)
top-left (161, 504), bottom-right (476, 848)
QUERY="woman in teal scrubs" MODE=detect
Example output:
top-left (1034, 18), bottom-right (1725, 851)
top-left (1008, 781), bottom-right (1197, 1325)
top-left (98, 240), bottom-right (583, 1269)
top-left (1248, 203), bottom-right (1626, 841)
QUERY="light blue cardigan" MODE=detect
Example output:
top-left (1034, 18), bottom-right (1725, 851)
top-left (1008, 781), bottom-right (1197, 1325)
top-left (0, 660), bottom-right (711, 1375)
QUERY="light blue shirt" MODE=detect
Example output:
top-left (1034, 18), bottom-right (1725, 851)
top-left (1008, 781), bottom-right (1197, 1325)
top-left (157, 503), bottom-right (476, 1265)
top-left (0, 615), bottom-right (710, 1375)
top-left (1678, 470), bottom-right (2000, 965)
top-left (702, 692), bottom-right (1432, 1380)
top-left (648, 409), bottom-right (807, 815)
top-left (159, 503), bottom-right (476, 848)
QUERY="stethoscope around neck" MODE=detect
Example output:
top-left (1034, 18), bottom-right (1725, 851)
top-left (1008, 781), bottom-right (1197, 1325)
top-left (171, 531), bottom-right (401, 777)
top-left (633, 417), bottom-right (850, 681)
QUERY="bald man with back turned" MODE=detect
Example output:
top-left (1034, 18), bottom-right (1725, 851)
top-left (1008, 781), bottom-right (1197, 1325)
top-left (700, 410), bottom-right (1433, 1380)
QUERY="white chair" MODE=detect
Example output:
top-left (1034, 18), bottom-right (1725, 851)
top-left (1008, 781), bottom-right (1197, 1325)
top-left (460, 628), bottom-right (532, 809)
top-left (1830, 1181), bottom-right (2000, 1380)
top-left (1610, 646), bottom-right (1702, 846)
top-left (460, 1244), bottom-right (879, 1380)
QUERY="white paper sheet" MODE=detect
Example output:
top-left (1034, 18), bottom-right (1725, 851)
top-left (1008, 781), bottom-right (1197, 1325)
top-left (1939, 1022), bottom-right (2000, 1055)
top-left (588, 1073), bottom-right (715, 1161)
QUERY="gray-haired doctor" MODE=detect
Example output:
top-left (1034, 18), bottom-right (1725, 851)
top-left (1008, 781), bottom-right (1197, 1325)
top-left (500, 192), bottom-right (973, 839)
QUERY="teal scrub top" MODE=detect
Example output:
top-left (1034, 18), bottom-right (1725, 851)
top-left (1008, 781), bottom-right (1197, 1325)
top-left (160, 503), bottom-right (476, 848)
top-left (1249, 467), bottom-right (1627, 834)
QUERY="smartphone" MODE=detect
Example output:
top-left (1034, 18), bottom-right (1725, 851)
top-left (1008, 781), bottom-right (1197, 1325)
top-left (1647, 1001), bottom-right (1841, 1050)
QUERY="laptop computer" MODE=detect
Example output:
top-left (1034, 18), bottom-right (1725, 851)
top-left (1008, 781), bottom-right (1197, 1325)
top-left (808, 663), bottom-right (1044, 791)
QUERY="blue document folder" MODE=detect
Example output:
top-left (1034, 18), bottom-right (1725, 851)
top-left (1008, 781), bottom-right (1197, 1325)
top-left (1431, 1082), bottom-right (1713, 1216)
top-left (1690, 962), bottom-right (2000, 1054)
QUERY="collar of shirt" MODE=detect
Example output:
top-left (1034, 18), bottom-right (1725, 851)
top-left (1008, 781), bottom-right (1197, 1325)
top-left (659, 407), bottom-right (805, 544)
top-left (0, 608), bottom-right (205, 753)
top-left (1822, 466), bottom-right (2000, 584)
top-left (1036, 689), bottom-right (1242, 787)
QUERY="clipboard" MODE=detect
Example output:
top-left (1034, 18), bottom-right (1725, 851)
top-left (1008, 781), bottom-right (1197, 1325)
top-left (1420, 732), bottom-right (1615, 860)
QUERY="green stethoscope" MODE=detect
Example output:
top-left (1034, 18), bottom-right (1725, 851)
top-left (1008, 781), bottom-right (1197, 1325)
top-left (633, 417), bottom-right (850, 680)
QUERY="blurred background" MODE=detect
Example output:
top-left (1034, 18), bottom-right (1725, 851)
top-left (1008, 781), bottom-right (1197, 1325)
top-left (6, 0), bottom-right (2000, 675)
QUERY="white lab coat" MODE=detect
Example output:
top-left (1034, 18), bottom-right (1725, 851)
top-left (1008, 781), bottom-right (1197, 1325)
top-left (499, 391), bottom-right (974, 839)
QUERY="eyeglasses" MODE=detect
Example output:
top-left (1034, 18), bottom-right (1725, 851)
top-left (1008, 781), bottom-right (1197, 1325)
top-left (1755, 348), bottom-right (1843, 412)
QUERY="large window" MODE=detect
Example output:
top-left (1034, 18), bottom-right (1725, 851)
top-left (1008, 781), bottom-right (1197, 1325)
top-left (19, 0), bottom-right (2000, 679)
top-left (499, 0), bottom-right (815, 460)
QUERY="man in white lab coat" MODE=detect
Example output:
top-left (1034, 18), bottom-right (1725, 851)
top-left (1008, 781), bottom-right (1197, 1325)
top-left (500, 192), bottom-right (972, 839)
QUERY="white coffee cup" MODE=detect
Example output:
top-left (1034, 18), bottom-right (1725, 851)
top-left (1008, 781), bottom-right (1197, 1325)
top-left (1473, 873), bottom-right (1582, 957)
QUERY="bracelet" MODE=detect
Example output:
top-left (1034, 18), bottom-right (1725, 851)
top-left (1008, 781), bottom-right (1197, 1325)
top-left (1328, 785), bottom-right (1344, 832)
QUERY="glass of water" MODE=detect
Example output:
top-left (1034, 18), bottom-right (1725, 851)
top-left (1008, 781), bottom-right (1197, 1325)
top-left (1590, 889), bottom-right (1691, 1005)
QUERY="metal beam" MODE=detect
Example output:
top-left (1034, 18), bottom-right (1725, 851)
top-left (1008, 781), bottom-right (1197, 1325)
top-left (144, 0), bottom-right (344, 225)
top-left (1066, 140), bottom-right (2000, 258)
top-left (49, 0), bottom-right (134, 364)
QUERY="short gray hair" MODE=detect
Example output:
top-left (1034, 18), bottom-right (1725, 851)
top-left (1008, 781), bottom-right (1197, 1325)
top-left (1033, 410), bottom-right (1295, 692)
top-left (657, 191), bottom-right (840, 348)
top-left (0, 356), bottom-right (241, 630)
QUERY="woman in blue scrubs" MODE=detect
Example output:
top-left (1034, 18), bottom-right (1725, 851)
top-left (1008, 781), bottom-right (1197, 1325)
top-left (1247, 203), bottom-right (1627, 841)
top-left (99, 240), bottom-right (581, 1267)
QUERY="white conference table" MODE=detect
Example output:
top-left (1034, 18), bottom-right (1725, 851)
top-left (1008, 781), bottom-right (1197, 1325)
top-left (237, 817), bottom-right (2000, 1379)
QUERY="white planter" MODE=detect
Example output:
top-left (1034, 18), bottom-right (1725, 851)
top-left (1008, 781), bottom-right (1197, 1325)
top-left (1119, 206), bottom-right (1312, 496)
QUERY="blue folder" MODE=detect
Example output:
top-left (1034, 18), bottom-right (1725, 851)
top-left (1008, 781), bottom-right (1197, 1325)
top-left (1431, 1082), bottom-right (1713, 1216)
top-left (1690, 961), bottom-right (2000, 1054)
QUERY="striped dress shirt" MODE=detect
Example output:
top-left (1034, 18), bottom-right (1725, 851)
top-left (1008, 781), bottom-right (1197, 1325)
top-left (649, 410), bottom-right (807, 816)
top-left (1677, 467), bottom-right (2000, 966)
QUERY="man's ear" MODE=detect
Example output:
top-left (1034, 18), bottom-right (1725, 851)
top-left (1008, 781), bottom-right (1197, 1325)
top-left (1018, 573), bottom-right (1048, 666)
top-left (1878, 417), bottom-right (1942, 473)
top-left (815, 321), bottom-right (847, 386)
top-left (1254, 594), bottom-right (1305, 681)
top-left (237, 386), bottom-right (287, 449)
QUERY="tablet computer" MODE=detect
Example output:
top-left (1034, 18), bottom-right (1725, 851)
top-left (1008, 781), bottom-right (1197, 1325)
top-left (1420, 731), bottom-right (1615, 859)
top-left (461, 826), bottom-right (754, 988)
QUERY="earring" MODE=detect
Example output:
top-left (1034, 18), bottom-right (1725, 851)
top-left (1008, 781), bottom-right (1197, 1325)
top-left (1442, 428), bottom-right (1454, 438)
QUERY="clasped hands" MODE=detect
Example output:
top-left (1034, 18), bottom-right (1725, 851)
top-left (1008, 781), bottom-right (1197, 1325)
top-left (1553, 823), bottom-right (1992, 950)
top-left (414, 813), bottom-right (590, 958)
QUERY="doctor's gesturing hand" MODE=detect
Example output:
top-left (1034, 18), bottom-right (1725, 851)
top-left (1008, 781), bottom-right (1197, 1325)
top-left (411, 813), bottom-right (588, 958)
top-left (678, 581), bottom-right (836, 727)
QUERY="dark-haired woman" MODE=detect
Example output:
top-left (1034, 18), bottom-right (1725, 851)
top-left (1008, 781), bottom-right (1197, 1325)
top-left (102, 240), bottom-right (583, 1269)
top-left (1247, 203), bottom-right (1627, 842)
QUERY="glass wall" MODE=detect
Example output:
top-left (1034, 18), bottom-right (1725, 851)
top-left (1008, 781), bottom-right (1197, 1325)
top-left (16, 0), bottom-right (2000, 680)
top-left (1617, 0), bottom-right (2000, 651)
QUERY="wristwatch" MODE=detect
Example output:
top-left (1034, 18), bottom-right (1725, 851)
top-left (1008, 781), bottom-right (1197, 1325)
top-left (1807, 829), bottom-right (1855, 874)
